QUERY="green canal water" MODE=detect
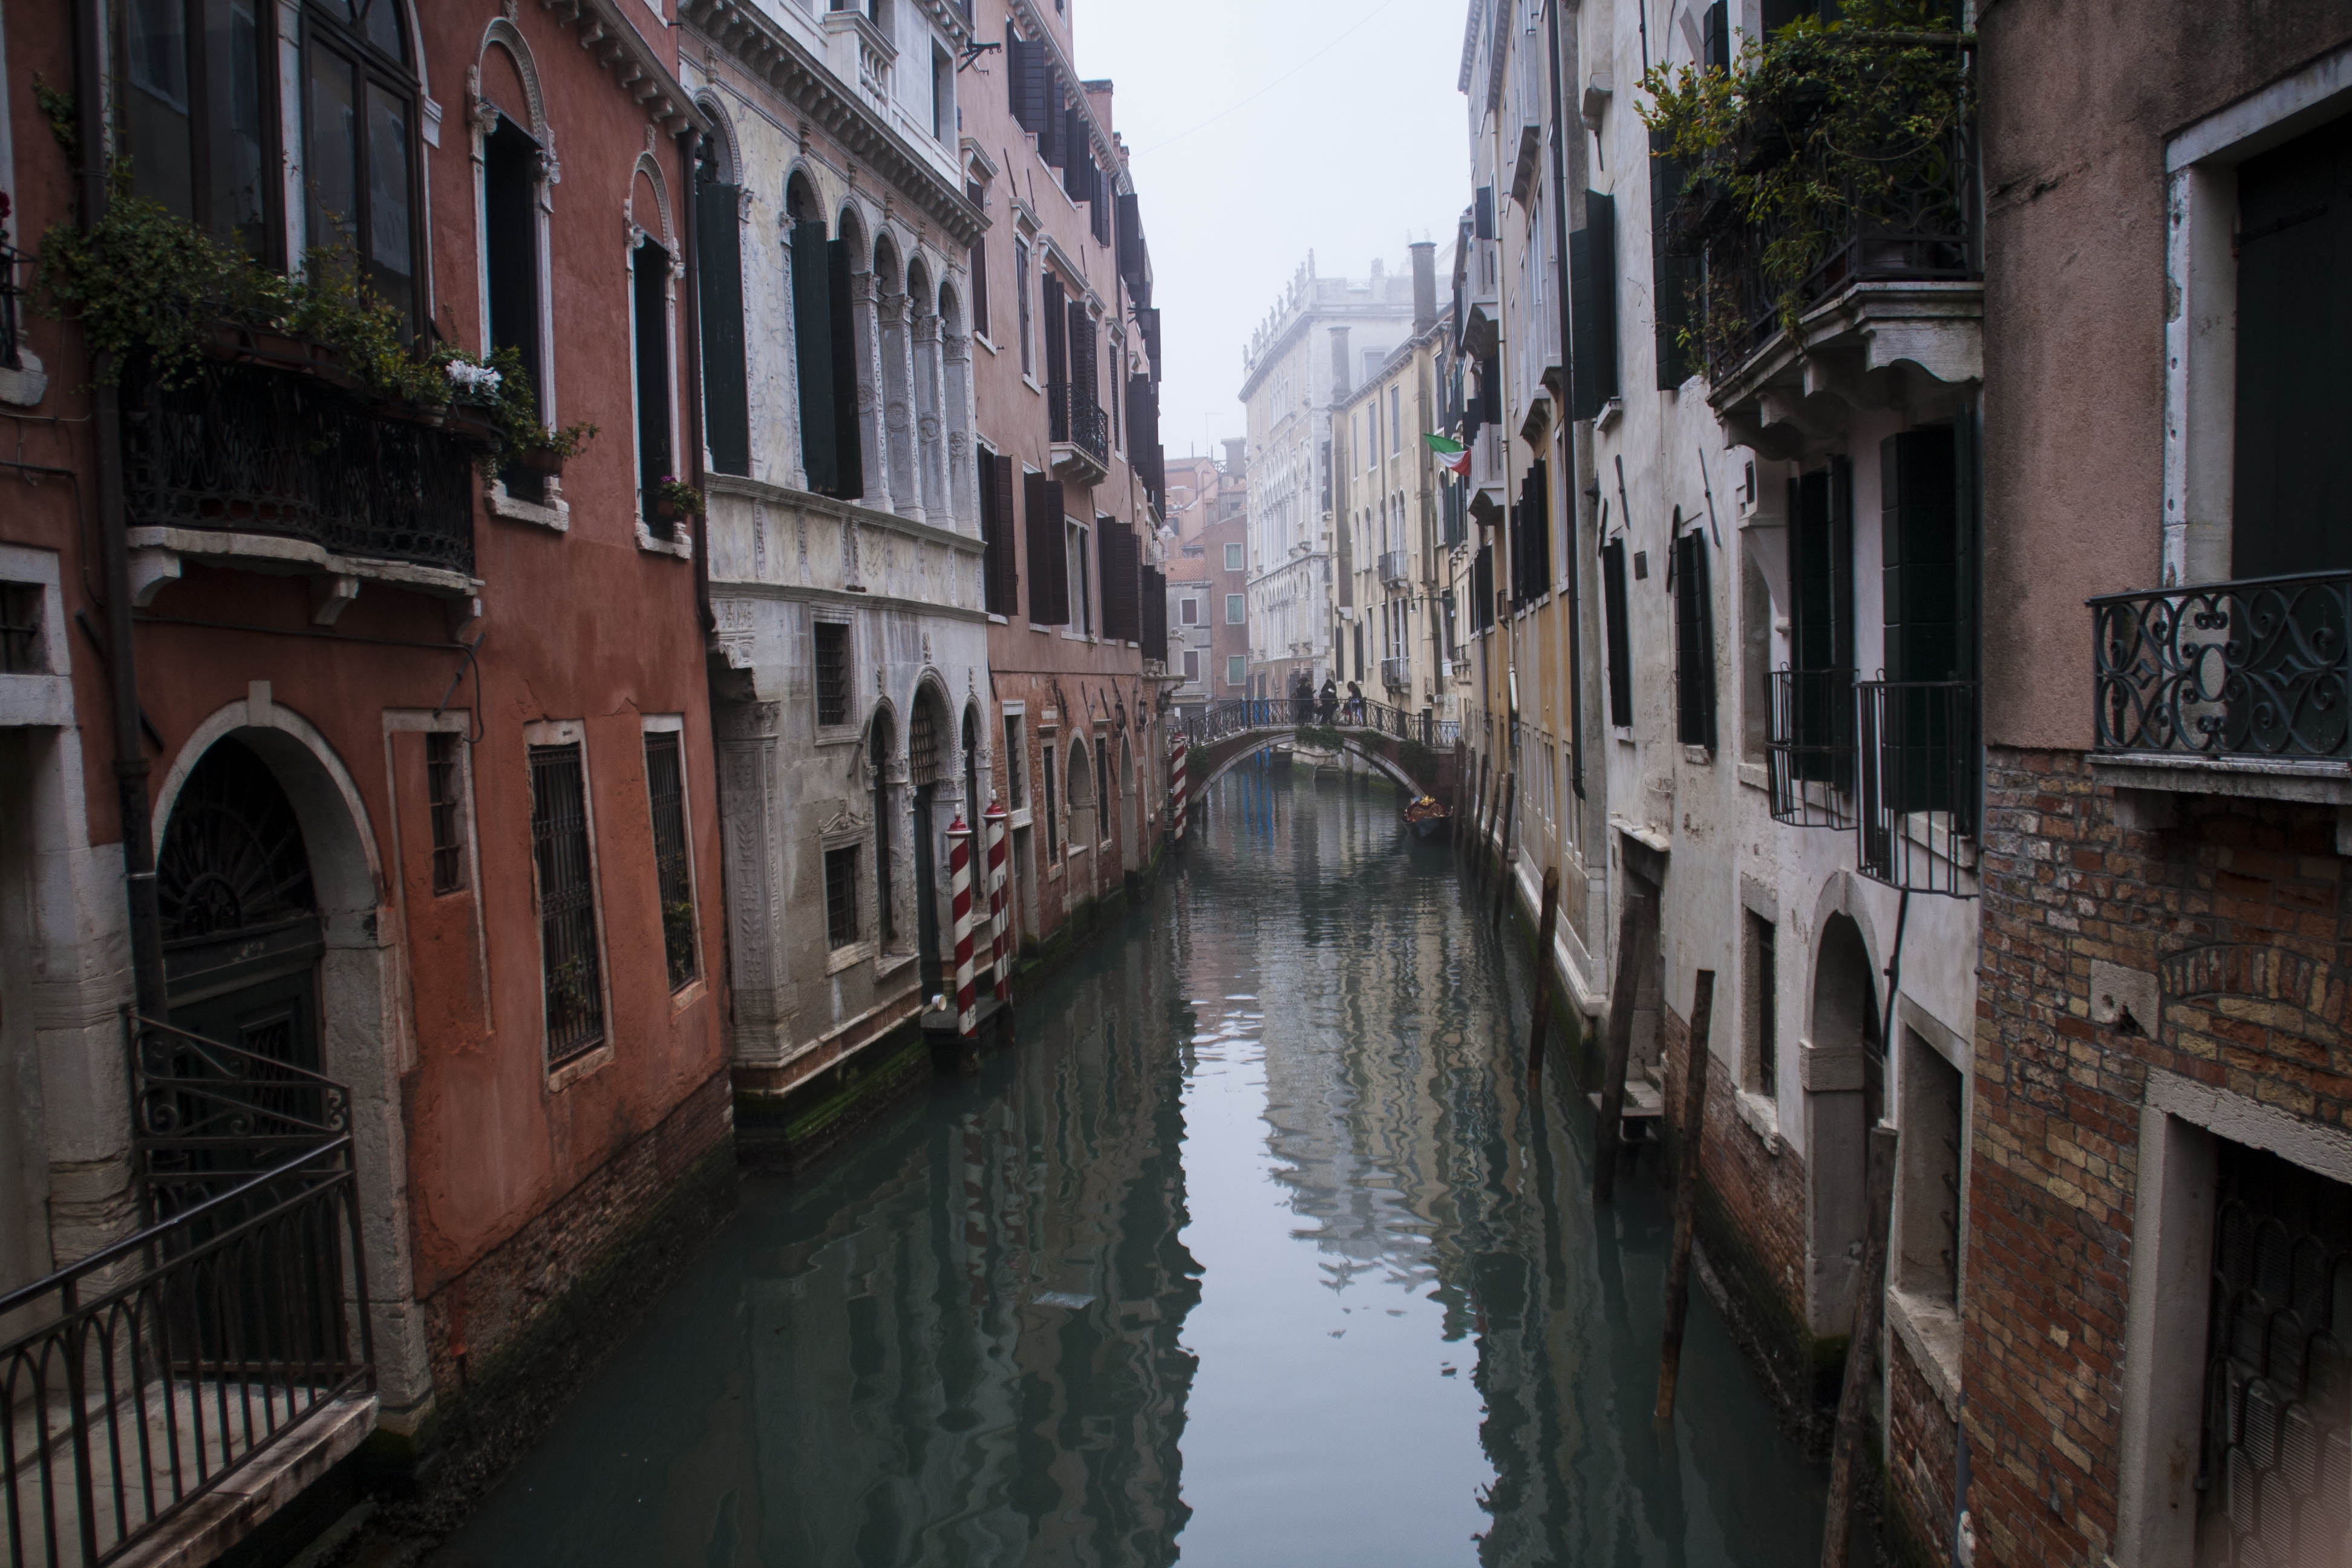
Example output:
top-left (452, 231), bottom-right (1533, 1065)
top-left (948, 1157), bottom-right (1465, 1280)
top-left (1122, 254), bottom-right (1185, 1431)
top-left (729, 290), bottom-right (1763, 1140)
top-left (433, 760), bottom-right (1826, 1566)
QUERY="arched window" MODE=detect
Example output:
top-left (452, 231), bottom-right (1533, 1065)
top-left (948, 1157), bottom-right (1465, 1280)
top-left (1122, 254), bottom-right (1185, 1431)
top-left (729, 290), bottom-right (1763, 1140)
top-left (1066, 742), bottom-right (1095, 849)
top-left (304, 0), bottom-right (421, 330)
top-left (785, 180), bottom-right (863, 500)
top-left (122, 0), bottom-right (276, 256)
top-left (694, 120), bottom-right (750, 477)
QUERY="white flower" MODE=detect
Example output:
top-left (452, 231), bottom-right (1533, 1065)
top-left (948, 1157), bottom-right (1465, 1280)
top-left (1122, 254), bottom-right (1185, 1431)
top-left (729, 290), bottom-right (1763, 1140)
top-left (445, 361), bottom-right (503, 394)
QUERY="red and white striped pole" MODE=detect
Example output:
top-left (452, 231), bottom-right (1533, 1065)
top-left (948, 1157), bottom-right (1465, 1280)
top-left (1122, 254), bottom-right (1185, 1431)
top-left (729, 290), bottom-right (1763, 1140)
top-left (947, 813), bottom-right (976, 1038)
top-left (983, 794), bottom-right (1010, 1002)
top-left (1171, 733), bottom-right (1189, 841)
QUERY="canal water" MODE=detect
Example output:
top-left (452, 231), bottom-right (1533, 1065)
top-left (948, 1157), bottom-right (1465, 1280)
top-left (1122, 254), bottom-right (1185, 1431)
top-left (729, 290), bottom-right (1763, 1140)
top-left (434, 760), bottom-right (1826, 1567)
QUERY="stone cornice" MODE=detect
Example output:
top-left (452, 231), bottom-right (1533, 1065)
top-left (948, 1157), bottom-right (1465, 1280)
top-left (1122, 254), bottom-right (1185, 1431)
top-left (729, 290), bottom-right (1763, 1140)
top-left (677, 0), bottom-right (987, 246)
top-left (538, 0), bottom-right (710, 136)
top-left (708, 472), bottom-right (985, 555)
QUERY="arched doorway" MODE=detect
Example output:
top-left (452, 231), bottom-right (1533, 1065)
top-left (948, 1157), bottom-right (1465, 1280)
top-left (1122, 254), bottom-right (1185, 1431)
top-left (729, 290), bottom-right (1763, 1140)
top-left (1807, 910), bottom-right (1883, 1334)
top-left (869, 707), bottom-right (897, 953)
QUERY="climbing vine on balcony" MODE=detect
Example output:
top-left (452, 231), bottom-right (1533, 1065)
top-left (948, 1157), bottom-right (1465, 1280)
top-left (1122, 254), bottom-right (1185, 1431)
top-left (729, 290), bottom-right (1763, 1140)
top-left (1638, 0), bottom-right (1973, 365)
top-left (38, 178), bottom-right (593, 470)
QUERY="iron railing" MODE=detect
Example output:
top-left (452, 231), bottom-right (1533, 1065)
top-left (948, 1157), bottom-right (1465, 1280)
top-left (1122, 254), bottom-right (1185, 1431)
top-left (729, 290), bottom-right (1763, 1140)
top-left (1377, 550), bottom-right (1411, 589)
top-left (1045, 382), bottom-right (1109, 465)
top-left (1766, 666), bottom-right (1857, 829)
top-left (122, 357), bottom-right (477, 578)
top-left (1172, 697), bottom-right (1447, 751)
top-left (1697, 124), bottom-right (1977, 383)
top-left (1857, 679), bottom-right (1979, 897)
top-left (2091, 572), bottom-right (2352, 761)
top-left (130, 1015), bottom-right (353, 1221)
top-left (0, 226), bottom-right (25, 373)
top-left (1379, 656), bottom-right (1410, 693)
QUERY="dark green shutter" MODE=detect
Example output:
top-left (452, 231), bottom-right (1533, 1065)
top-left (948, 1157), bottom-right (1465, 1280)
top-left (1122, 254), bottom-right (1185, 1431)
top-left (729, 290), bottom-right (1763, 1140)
top-left (1527, 459), bottom-right (1550, 596)
top-left (1024, 471), bottom-right (1068, 625)
top-left (1650, 131), bottom-right (1696, 388)
top-left (1675, 530), bottom-right (1716, 749)
top-left (791, 220), bottom-right (838, 496)
top-left (1570, 192), bottom-right (1619, 419)
top-left (1601, 538), bottom-right (1633, 726)
top-left (1788, 463), bottom-right (1855, 783)
top-left (696, 179), bottom-right (750, 476)
top-left (827, 238), bottom-right (864, 500)
top-left (1881, 426), bottom-right (1962, 815)
top-left (633, 238), bottom-right (671, 498)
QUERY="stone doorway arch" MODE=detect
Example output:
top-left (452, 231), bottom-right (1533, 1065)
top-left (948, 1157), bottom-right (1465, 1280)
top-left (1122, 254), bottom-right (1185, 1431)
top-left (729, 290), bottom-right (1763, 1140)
top-left (1805, 907), bottom-right (1884, 1337)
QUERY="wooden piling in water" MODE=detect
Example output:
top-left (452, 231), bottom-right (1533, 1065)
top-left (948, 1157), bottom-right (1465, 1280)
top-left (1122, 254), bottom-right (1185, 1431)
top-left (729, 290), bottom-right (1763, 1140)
top-left (1820, 1124), bottom-right (1898, 1568)
top-left (1592, 883), bottom-right (1656, 1206)
top-left (1524, 867), bottom-right (1561, 1085)
top-left (1472, 753), bottom-right (1494, 872)
top-left (1654, 968), bottom-right (1715, 1423)
top-left (1489, 773), bottom-right (1517, 923)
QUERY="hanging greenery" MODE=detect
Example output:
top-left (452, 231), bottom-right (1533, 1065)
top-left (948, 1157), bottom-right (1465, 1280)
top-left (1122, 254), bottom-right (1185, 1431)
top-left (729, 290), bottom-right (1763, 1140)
top-left (38, 175), bottom-right (595, 471)
top-left (1639, 0), bottom-right (1974, 367)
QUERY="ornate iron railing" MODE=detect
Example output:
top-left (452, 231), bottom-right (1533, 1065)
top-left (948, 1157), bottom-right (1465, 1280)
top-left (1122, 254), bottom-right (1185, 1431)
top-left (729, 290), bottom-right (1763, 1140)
top-left (129, 1014), bottom-right (352, 1222)
top-left (2091, 572), bottom-right (2352, 760)
top-left (1172, 697), bottom-right (1448, 751)
top-left (1766, 666), bottom-right (1857, 829)
top-left (1698, 125), bottom-right (1978, 383)
top-left (1857, 678), bottom-right (1978, 897)
top-left (1045, 382), bottom-right (1108, 464)
top-left (0, 1137), bottom-right (370, 1568)
top-left (122, 358), bottom-right (477, 578)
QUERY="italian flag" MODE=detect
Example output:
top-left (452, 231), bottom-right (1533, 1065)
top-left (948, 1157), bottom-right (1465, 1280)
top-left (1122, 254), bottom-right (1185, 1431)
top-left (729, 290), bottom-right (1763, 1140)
top-left (1424, 432), bottom-right (1472, 480)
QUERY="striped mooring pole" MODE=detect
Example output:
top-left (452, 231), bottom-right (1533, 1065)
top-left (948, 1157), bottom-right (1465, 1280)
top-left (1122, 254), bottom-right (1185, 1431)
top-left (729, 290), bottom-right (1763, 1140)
top-left (947, 813), bottom-right (976, 1039)
top-left (1171, 733), bottom-right (1189, 841)
top-left (984, 794), bottom-right (1010, 1002)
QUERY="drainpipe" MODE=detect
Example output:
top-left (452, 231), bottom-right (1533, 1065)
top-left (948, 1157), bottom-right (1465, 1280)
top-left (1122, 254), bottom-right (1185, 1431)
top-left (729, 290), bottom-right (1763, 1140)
top-left (76, 0), bottom-right (169, 1028)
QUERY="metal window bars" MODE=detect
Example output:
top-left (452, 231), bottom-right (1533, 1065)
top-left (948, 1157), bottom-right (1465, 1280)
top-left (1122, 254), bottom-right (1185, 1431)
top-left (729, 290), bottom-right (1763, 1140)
top-left (643, 732), bottom-right (697, 991)
top-left (1857, 678), bottom-right (1980, 898)
top-left (2091, 570), bottom-right (2352, 760)
top-left (1765, 666), bottom-right (1858, 829)
top-left (0, 224), bottom-right (24, 373)
top-left (529, 744), bottom-right (606, 1062)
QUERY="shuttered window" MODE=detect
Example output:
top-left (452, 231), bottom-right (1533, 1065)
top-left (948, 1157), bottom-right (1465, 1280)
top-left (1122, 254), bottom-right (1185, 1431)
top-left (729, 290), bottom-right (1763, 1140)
top-left (1067, 298), bottom-right (1096, 414)
top-left (1471, 542), bottom-right (1496, 635)
top-left (1097, 521), bottom-right (1139, 642)
top-left (696, 165), bottom-right (751, 476)
top-left (1674, 530), bottom-right (1717, 750)
top-left (1141, 565), bottom-right (1167, 661)
top-left (484, 114), bottom-right (542, 458)
top-left (1601, 537), bottom-right (1633, 727)
top-left (1788, 461), bottom-right (1856, 782)
top-left (1024, 471), bottom-right (1069, 625)
top-left (1511, 461), bottom-right (1551, 607)
top-left (631, 237), bottom-right (673, 505)
top-left (979, 449), bottom-right (1019, 616)
top-left (966, 180), bottom-right (990, 339)
top-left (1570, 192), bottom-right (1620, 419)
top-left (826, 237), bottom-right (864, 497)
top-left (1881, 425), bottom-right (1972, 818)
top-left (1650, 130), bottom-right (1697, 389)
top-left (791, 220), bottom-right (841, 496)
top-left (1042, 272), bottom-right (1068, 387)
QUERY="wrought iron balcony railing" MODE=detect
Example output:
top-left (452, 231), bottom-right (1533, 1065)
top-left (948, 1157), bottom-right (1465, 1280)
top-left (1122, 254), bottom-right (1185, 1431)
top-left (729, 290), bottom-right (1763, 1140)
top-left (1045, 382), bottom-right (1109, 465)
top-left (1377, 550), bottom-right (1411, 589)
top-left (1766, 666), bottom-right (1857, 829)
top-left (123, 357), bottom-right (478, 580)
top-left (1380, 655), bottom-right (1410, 692)
top-left (2091, 572), bottom-right (2352, 761)
top-left (1858, 678), bottom-right (1979, 897)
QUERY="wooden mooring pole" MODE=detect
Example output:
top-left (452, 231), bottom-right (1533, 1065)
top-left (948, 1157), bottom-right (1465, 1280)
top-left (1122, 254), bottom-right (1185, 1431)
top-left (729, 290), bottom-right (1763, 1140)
top-left (1471, 753), bottom-right (1494, 872)
top-left (1489, 773), bottom-right (1517, 923)
top-left (1654, 968), bottom-right (1715, 1423)
top-left (1592, 883), bottom-right (1656, 1206)
top-left (1524, 867), bottom-right (1561, 1085)
top-left (1820, 1123), bottom-right (1898, 1568)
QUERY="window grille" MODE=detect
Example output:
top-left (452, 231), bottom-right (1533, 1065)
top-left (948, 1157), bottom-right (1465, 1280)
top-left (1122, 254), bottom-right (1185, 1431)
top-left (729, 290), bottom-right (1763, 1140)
top-left (1003, 716), bottom-right (1027, 809)
top-left (814, 621), bottom-right (851, 726)
top-left (644, 731), bottom-right (697, 990)
top-left (426, 731), bottom-right (466, 895)
top-left (823, 844), bottom-right (860, 948)
top-left (909, 700), bottom-right (939, 787)
top-left (529, 742), bottom-right (605, 1062)
top-left (0, 581), bottom-right (44, 674)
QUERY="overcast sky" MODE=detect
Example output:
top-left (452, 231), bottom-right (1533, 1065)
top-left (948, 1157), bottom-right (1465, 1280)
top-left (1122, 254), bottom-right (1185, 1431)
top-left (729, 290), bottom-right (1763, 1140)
top-left (1065, 0), bottom-right (1473, 460)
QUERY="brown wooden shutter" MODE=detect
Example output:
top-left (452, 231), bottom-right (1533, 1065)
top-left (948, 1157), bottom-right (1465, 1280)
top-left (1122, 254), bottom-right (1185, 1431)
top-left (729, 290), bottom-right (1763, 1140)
top-left (979, 448), bottom-right (1019, 615)
top-left (1024, 471), bottom-right (1068, 625)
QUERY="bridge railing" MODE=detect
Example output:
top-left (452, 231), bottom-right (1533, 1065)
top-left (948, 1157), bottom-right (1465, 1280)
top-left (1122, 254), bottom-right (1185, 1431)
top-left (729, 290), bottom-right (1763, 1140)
top-left (1172, 699), bottom-right (1462, 755)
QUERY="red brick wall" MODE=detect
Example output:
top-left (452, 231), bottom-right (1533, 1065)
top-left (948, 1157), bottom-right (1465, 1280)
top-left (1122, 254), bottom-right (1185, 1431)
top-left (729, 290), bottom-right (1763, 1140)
top-left (1888, 1331), bottom-right (1958, 1567)
top-left (1967, 745), bottom-right (2349, 1564)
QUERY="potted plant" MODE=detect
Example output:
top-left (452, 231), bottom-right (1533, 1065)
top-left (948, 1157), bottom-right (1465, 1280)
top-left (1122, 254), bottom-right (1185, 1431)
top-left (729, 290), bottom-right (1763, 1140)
top-left (649, 475), bottom-right (705, 524)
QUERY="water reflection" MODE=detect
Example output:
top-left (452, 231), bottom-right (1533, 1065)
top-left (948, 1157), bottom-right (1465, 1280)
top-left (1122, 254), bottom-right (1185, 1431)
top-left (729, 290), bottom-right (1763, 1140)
top-left (436, 759), bottom-right (1823, 1567)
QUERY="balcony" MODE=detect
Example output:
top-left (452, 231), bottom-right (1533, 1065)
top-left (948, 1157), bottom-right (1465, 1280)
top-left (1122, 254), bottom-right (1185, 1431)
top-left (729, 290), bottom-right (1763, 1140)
top-left (122, 354), bottom-right (483, 615)
top-left (1380, 655), bottom-right (1410, 693)
top-left (1046, 381), bottom-right (1109, 489)
top-left (2091, 572), bottom-right (2352, 801)
top-left (1696, 129), bottom-right (1981, 462)
top-left (1378, 550), bottom-right (1411, 589)
top-left (1765, 666), bottom-right (1857, 829)
top-left (1857, 678), bottom-right (1978, 897)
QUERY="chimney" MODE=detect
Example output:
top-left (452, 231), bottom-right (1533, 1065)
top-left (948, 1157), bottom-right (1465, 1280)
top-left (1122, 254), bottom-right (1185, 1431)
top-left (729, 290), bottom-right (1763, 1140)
top-left (1330, 325), bottom-right (1353, 400)
top-left (1410, 241), bottom-right (1437, 335)
top-left (1223, 437), bottom-right (1247, 476)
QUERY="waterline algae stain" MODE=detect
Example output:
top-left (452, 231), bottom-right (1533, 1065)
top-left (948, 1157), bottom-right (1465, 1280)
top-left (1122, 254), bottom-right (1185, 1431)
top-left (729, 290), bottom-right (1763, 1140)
top-left (434, 768), bottom-right (1823, 1566)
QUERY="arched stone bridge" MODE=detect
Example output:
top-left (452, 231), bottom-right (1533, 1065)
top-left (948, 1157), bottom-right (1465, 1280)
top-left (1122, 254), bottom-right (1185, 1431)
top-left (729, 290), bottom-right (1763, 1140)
top-left (1175, 700), bottom-right (1462, 809)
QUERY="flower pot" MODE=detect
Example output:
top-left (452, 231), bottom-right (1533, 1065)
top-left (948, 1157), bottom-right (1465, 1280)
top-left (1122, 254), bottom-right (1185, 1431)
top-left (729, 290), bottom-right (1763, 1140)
top-left (515, 445), bottom-right (565, 477)
top-left (653, 497), bottom-right (685, 524)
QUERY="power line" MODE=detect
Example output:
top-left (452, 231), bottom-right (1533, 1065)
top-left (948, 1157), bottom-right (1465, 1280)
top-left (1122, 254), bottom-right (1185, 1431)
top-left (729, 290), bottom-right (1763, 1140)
top-left (1134, 0), bottom-right (1410, 157)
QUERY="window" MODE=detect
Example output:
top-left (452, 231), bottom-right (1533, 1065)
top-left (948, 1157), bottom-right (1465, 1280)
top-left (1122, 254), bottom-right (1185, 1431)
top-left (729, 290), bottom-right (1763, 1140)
top-left (485, 109), bottom-right (545, 450)
top-left (1067, 518), bottom-right (1092, 634)
top-left (823, 844), bottom-right (860, 947)
top-left (1042, 741), bottom-right (1059, 860)
top-left (786, 183), bottom-right (862, 501)
top-left (694, 136), bottom-right (750, 477)
top-left (1183, 649), bottom-right (1199, 681)
top-left (632, 232), bottom-right (674, 508)
top-left (1788, 460), bottom-right (1857, 782)
top-left (813, 620), bottom-right (850, 727)
top-left (1388, 385), bottom-right (1401, 451)
top-left (930, 42), bottom-right (952, 143)
top-left (1673, 529), bottom-right (1716, 750)
top-left (966, 180), bottom-right (990, 339)
top-left (125, 0), bottom-right (276, 258)
top-left (1179, 597), bottom-right (1198, 626)
top-left (1003, 715), bottom-right (1026, 809)
top-left (1896, 1031), bottom-right (1963, 1310)
top-left (1742, 910), bottom-right (1775, 1095)
top-left (1225, 542), bottom-right (1244, 572)
top-left (979, 448), bottom-right (1019, 615)
top-left (1227, 654), bottom-right (1246, 686)
top-left (1024, 471), bottom-right (1069, 624)
top-left (304, 0), bottom-right (419, 329)
top-left (1225, 593), bottom-right (1245, 624)
top-left (426, 731), bottom-right (466, 895)
top-left (643, 729), bottom-right (697, 990)
top-left (1599, 538), bottom-right (1632, 724)
top-left (1015, 238), bottom-right (1034, 377)
top-left (0, 582), bottom-right (46, 675)
top-left (529, 740), bottom-right (605, 1062)
top-left (1569, 191), bottom-right (1620, 419)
